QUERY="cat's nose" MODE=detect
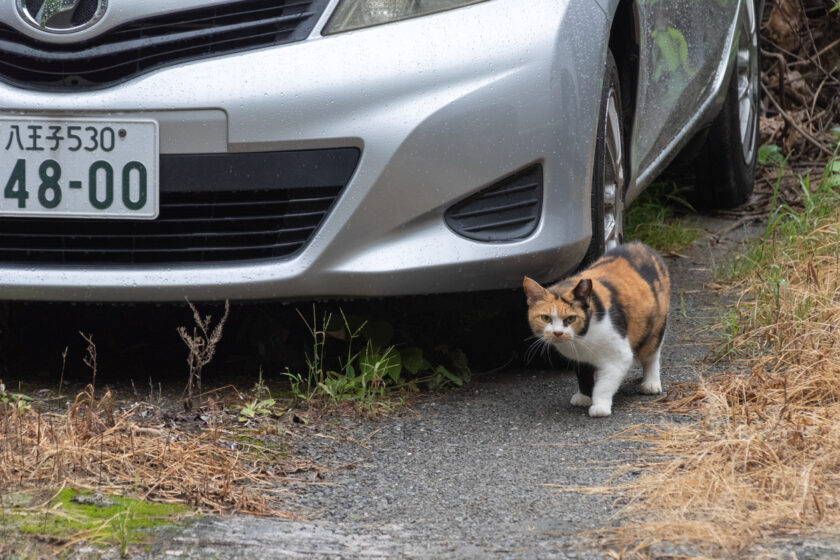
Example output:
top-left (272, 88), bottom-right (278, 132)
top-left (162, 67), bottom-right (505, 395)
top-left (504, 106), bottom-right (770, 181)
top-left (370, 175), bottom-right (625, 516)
top-left (553, 331), bottom-right (564, 337)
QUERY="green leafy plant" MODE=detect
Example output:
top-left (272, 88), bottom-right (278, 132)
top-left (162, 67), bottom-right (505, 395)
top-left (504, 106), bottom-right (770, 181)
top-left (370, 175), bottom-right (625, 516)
top-left (232, 370), bottom-right (277, 422)
top-left (283, 370), bottom-right (309, 402)
top-left (236, 398), bottom-right (276, 422)
top-left (824, 159), bottom-right (840, 189)
top-left (757, 143), bottom-right (786, 166)
top-left (0, 380), bottom-right (33, 414)
top-left (283, 306), bottom-right (470, 407)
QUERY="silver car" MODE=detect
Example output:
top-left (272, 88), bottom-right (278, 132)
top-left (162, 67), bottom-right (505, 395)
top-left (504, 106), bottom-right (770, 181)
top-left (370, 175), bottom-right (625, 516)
top-left (0, 0), bottom-right (759, 301)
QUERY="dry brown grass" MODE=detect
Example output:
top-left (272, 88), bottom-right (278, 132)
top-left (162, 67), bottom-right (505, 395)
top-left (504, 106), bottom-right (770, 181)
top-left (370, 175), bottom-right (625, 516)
top-left (0, 384), bottom-right (312, 516)
top-left (579, 171), bottom-right (840, 557)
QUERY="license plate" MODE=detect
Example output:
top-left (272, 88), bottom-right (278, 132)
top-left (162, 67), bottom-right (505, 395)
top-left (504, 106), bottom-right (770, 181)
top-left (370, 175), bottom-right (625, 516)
top-left (0, 117), bottom-right (159, 219)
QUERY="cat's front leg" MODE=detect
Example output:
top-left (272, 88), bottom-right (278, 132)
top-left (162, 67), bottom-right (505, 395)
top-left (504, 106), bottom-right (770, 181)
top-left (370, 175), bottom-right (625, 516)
top-left (570, 361), bottom-right (594, 407)
top-left (589, 362), bottom-right (630, 417)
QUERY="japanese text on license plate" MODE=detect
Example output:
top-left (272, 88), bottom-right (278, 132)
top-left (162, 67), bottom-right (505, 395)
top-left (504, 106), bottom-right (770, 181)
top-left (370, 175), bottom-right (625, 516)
top-left (0, 117), bottom-right (159, 219)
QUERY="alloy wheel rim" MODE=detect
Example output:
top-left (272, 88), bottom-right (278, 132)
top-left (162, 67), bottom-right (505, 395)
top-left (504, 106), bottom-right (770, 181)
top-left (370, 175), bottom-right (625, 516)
top-left (737, 0), bottom-right (759, 163)
top-left (603, 88), bottom-right (625, 252)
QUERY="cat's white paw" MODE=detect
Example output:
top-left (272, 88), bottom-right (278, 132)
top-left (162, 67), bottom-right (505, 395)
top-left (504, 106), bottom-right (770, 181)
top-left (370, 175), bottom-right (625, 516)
top-left (570, 392), bottom-right (592, 407)
top-left (588, 403), bottom-right (612, 417)
top-left (640, 381), bottom-right (662, 395)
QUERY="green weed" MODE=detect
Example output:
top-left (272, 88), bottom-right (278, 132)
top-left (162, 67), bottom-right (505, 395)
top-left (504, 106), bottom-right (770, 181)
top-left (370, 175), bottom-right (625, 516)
top-left (232, 369), bottom-right (278, 422)
top-left (717, 307), bottom-right (744, 360)
top-left (283, 306), bottom-right (469, 408)
top-left (757, 143), bottom-right (786, 166)
top-left (722, 145), bottom-right (840, 282)
top-left (235, 398), bottom-right (276, 422)
top-left (624, 181), bottom-right (702, 253)
top-left (0, 380), bottom-right (33, 414)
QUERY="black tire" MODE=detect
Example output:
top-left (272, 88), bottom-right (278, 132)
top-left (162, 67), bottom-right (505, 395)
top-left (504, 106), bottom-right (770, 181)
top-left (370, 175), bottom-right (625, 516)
top-left (690, 0), bottom-right (759, 209)
top-left (583, 51), bottom-right (626, 265)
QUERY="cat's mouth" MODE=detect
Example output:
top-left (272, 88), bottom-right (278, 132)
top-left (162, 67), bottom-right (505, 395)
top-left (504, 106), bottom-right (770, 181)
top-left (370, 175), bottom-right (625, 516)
top-left (547, 334), bottom-right (572, 342)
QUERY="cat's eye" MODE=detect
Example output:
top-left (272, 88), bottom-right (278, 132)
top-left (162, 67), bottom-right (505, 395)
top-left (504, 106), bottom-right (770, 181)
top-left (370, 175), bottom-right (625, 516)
top-left (539, 314), bottom-right (551, 322)
top-left (564, 316), bottom-right (576, 325)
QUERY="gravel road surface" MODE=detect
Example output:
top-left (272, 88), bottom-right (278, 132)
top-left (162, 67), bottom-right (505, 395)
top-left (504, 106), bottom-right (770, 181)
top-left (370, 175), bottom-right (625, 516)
top-left (141, 218), bottom-right (758, 559)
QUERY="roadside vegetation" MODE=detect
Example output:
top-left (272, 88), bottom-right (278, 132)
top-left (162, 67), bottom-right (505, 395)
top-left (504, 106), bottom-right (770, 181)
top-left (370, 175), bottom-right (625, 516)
top-left (281, 306), bottom-right (470, 412)
top-left (597, 0), bottom-right (840, 549)
top-left (0, 295), bottom-right (482, 556)
top-left (587, 2), bottom-right (840, 555)
top-left (624, 181), bottom-right (703, 254)
top-left (0, 374), bottom-right (313, 556)
top-left (595, 143), bottom-right (840, 558)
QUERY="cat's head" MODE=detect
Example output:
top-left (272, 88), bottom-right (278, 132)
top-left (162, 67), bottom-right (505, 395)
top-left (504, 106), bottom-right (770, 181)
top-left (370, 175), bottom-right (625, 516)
top-left (523, 276), bottom-right (592, 342)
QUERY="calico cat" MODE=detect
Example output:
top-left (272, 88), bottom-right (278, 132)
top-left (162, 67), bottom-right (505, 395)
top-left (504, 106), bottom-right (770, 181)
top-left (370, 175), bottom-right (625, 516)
top-left (523, 241), bottom-right (670, 417)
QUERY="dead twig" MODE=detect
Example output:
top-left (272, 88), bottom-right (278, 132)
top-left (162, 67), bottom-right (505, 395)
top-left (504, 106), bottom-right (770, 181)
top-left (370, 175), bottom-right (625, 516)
top-left (177, 300), bottom-right (230, 408)
top-left (79, 333), bottom-right (97, 396)
top-left (761, 82), bottom-right (834, 157)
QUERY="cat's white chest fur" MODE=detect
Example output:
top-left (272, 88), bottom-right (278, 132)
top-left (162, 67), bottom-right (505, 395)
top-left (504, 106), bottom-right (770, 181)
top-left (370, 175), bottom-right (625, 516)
top-left (551, 314), bottom-right (632, 367)
top-left (550, 314), bottom-right (638, 417)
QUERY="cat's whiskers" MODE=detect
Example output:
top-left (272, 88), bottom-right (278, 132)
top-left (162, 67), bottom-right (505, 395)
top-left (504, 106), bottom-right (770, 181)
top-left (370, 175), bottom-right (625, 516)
top-left (541, 339), bottom-right (554, 362)
top-left (524, 334), bottom-right (559, 366)
top-left (568, 336), bottom-right (599, 357)
top-left (524, 335), bottom-right (547, 365)
top-left (568, 342), bottom-right (582, 364)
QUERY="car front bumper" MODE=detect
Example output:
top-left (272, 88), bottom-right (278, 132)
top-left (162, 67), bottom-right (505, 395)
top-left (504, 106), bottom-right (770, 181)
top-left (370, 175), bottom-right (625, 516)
top-left (0, 0), bottom-right (607, 301)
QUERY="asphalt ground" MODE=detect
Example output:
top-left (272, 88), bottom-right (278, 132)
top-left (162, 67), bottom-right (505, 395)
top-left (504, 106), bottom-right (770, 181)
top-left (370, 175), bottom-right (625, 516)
top-left (133, 216), bottom-right (767, 560)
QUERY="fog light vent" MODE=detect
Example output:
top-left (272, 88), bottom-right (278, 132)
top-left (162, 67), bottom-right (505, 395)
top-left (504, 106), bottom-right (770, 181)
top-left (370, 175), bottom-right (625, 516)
top-left (445, 164), bottom-right (542, 242)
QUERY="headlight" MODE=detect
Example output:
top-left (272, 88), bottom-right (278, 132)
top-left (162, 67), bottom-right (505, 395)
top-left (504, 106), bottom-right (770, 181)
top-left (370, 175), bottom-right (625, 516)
top-left (323, 0), bottom-right (490, 34)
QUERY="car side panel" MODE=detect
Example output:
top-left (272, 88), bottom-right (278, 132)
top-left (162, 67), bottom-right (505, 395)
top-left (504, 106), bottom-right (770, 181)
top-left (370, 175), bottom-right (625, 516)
top-left (596, 0), bottom-right (741, 200)
top-left (632, 0), bottom-right (738, 177)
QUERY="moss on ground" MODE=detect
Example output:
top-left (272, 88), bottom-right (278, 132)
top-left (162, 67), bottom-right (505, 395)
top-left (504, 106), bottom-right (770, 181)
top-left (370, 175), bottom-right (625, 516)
top-left (2, 487), bottom-right (191, 557)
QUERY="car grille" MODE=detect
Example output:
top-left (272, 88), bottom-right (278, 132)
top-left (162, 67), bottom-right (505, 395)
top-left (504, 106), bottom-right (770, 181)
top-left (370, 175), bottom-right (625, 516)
top-left (0, 0), bottom-right (329, 89)
top-left (445, 165), bottom-right (543, 242)
top-left (0, 148), bottom-right (360, 264)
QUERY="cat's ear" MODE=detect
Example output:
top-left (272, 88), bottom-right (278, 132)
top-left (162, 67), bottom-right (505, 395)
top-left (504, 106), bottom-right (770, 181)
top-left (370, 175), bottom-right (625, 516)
top-left (523, 276), bottom-right (547, 306)
top-left (572, 278), bottom-right (593, 304)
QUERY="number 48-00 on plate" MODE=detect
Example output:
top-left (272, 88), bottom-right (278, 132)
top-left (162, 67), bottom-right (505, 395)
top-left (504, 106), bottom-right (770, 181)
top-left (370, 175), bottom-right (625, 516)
top-left (0, 117), bottom-right (159, 220)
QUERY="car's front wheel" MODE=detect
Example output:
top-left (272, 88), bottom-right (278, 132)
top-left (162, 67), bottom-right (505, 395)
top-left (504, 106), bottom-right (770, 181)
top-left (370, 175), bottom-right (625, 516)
top-left (690, 0), bottom-right (760, 209)
top-left (583, 51), bottom-right (625, 264)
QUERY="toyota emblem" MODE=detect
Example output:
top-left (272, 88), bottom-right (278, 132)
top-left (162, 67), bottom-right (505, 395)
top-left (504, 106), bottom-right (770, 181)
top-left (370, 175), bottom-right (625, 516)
top-left (17, 0), bottom-right (108, 34)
